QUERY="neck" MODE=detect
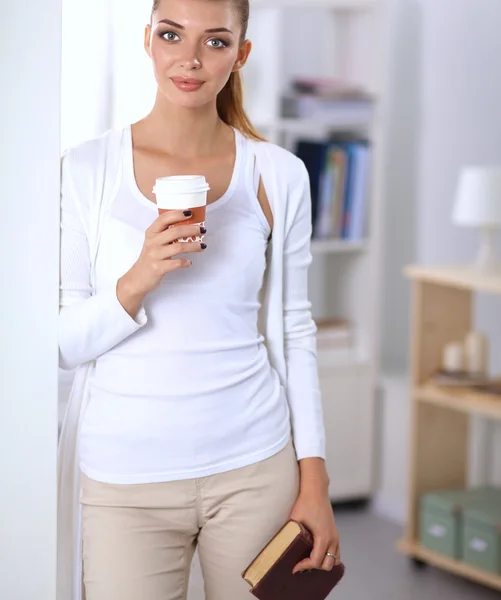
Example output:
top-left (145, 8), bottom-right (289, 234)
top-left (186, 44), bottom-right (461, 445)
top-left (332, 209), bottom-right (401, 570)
top-left (140, 92), bottom-right (226, 159)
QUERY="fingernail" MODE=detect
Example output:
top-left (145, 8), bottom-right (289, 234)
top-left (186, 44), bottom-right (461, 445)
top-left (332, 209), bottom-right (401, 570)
top-left (201, 243), bottom-right (207, 250)
top-left (200, 227), bottom-right (207, 235)
top-left (184, 210), bottom-right (192, 217)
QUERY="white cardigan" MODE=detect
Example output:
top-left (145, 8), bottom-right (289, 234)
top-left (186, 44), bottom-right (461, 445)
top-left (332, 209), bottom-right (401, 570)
top-left (57, 128), bottom-right (326, 600)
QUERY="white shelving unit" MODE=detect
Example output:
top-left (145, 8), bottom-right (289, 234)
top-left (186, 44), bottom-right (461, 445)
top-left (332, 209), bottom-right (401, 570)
top-left (246, 0), bottom-right (390, 502)
top-left (311, 238), bottom-right (369, 255)
top-left (253, 0), bottom-right (383, 9)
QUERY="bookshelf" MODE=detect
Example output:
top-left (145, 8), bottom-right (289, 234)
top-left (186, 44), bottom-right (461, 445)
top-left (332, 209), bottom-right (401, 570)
top-left (398, 265), bottom-right (501, 592)
top-left (246, 0), bottom-right (390, 501)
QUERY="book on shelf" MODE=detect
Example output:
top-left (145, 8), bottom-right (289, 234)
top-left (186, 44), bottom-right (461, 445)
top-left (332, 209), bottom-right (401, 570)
top-left (283, 77), bottom-right (375, 124)
top-left (290, 77), bottom-right (374, 101)
top-left (315, 319), bottom-right (353, 349)
top-left (431, 370), bottom-right (501, 395)
top-left (283, 95), bottom-right (374, 124)
top-left (242, 520), bottom-right (345, 600)
top-left (315, 319), bottom-right (357, 367)
top-left (295, 137), bottom-right (372, 241)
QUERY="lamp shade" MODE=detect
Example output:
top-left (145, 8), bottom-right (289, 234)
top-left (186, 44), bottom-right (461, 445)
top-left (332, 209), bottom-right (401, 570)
top-left (452, 166), bottom-right (501, 227)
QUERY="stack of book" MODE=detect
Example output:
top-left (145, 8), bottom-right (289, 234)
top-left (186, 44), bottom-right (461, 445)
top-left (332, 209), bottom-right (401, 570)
top-left (315, 319), bottom-right (355, 365)
top-left (282, 77), bottom-right (375, 124)
top-left (316, 319), bottom-right (352, 349)
top-left (295, 137), bottom-right (372, 241)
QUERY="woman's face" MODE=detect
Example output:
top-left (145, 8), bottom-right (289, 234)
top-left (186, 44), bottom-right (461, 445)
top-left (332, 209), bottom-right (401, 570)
top-left (145, 0), bottom-right (251, 109)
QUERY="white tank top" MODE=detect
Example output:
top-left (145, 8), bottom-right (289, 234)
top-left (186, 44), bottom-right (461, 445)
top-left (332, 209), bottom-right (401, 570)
top-left (79, 127), bottom-right (291, 484)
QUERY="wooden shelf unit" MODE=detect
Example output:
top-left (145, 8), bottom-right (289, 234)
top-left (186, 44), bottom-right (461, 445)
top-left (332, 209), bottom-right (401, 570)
top-left (399, 264), bottom-right (501, 592)
top-left (404, 264), bottom-right (501, 295)
top-left (398, 540), bottom-right (501, 592)
top-left (415, 381), bottom-right (501, 421)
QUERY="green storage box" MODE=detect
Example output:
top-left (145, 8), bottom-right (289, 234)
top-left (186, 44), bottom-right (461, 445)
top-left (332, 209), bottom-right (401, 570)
top-left (463, 491), bottom-right (501, 574)
top-left (419, 487), bottom-right (499, 559)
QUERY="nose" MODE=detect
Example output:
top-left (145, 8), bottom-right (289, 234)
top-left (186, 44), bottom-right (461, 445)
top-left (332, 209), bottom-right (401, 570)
top-left (180, 50), bottom-right (202, 71)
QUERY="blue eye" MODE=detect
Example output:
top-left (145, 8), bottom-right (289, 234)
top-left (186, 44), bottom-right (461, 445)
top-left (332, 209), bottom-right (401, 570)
top-left (207, 38), bottom-right (228, 49)
top-left (161, 31), bottom-right (180, 42)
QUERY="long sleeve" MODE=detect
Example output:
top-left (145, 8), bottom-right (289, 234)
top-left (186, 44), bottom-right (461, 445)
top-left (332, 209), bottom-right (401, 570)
top-left (58, 153), bottom-right (147, 371)
top-left (283, 162), bottom-right (326, 461)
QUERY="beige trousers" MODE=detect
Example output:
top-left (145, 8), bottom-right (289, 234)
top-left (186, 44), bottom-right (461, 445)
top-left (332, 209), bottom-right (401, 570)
top-left (80, 439), bottom-right (299, 600)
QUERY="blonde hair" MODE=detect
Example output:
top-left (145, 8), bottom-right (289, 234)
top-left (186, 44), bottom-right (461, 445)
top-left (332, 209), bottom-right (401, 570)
top-left (152, 0), bottom-right (265, 141)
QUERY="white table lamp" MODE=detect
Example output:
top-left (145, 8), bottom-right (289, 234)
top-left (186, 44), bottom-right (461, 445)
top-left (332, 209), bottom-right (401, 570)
top-left (452, 166), bottom-right (501, 271)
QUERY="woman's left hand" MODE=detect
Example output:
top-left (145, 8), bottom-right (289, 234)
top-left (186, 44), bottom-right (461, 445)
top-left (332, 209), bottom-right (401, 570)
top-left (289, 482), bottom-right (341, 574)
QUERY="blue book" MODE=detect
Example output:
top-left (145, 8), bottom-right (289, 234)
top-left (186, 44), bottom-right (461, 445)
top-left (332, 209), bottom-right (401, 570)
top-left (340, 142), bottom-right (358, 239)
top-left (295, 140), bottom-right (330, 237)
top-left (346, 143), bottom-right (371, 240)
top-left (316, 152), bottom-right (336, 238)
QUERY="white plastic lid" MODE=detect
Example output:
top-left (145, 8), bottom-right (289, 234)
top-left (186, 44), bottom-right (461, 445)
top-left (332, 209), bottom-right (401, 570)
top-left (153, 175), bottom-right (210, 196)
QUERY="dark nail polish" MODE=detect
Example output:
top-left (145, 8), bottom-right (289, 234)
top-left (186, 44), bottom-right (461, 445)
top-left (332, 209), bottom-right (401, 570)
top-left (201, 243), bottom-right (207, 250)
top-left (183, 210), bottom-right (192, 217)
top-left (200, 227), bottom-right (207, 235)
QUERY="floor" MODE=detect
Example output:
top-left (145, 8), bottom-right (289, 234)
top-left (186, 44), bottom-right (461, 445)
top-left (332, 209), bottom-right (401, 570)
top-left (187, 505), bottom-right (500, 600)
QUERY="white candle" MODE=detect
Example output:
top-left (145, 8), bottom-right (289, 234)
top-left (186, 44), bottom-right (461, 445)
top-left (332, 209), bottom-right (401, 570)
top-left (442, 342), bottom-right (464, 373)
top-left (464, 332), bottom-right (488, 375)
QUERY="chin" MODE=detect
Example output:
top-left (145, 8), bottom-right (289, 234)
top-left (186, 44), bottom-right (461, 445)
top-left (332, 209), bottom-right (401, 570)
top-left (168, 95), bottom-right (214, 110)
top-left (161, 88), bottom-right (217, 110)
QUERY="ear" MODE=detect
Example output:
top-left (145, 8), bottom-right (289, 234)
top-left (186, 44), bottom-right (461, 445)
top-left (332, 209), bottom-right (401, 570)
top-left (144, 24), bottom-right (152, 58)
top-left (232, 39), bottom-right (252, 72)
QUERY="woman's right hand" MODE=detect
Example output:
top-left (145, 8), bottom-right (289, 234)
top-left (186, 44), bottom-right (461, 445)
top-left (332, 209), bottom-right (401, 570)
top-left (116, 210), bottom-right (206, 318)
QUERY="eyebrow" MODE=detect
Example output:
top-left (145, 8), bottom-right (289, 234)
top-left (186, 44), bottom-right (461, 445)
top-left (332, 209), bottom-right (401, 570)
top-left (158, 19), bottom-right (234, 34)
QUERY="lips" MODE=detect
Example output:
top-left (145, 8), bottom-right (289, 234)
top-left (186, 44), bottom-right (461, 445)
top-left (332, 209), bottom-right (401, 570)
top-left (171, 77), bottom-right (204, 92)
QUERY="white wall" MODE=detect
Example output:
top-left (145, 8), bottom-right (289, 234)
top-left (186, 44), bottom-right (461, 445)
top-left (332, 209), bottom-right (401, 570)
top-left (381, 0), bottom-right (501, 372)
top-left (61, 0), bottom-right (113, 150)
top-left (416, 0), bottom-right (501, 268)
top-left (110, 0), bottom-right (157, 129)
top-left (0, 1), bottom-right (61, 598)
top-left (61, 0), bottom-right (157, 144)
top-left (380, 0), bottom-right (420, 372)
top-left (376, 0), bottom-right (501, 522)
top-left (415, 0), bottom-right (501, 489)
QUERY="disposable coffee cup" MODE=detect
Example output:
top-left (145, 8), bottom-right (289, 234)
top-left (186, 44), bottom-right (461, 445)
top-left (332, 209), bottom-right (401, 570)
top-left (153, 175), bottom-right (210, 243)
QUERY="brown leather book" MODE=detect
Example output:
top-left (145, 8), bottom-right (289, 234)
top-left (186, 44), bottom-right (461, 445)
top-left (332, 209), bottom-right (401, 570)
top-left (242, 520), bottom-right (345, 599)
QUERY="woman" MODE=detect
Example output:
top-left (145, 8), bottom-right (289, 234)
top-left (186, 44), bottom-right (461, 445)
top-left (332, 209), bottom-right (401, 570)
top-left (58, 0), bottom-right (341, 598)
